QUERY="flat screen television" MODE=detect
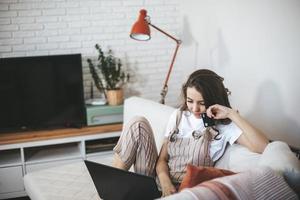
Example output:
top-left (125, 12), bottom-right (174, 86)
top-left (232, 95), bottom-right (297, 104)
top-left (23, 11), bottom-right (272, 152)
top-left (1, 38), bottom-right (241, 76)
top-left (0, 54), bottom-right (87, 133)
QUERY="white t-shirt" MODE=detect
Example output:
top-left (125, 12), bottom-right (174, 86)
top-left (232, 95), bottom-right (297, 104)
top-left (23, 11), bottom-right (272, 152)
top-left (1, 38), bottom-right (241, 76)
top-left (165, 109), bottom-right (242, 162)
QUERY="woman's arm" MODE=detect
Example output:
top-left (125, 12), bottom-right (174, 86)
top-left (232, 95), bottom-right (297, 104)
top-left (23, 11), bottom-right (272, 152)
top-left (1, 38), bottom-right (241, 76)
top-left (156, 139), bottom-right (177, 197)
top-left (206, 104), bottom-right (269, 153)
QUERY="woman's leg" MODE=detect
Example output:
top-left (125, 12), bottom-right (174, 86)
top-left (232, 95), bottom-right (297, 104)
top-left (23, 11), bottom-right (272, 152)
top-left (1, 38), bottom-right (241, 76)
top-left (113, 116), bottom-right (158, 177)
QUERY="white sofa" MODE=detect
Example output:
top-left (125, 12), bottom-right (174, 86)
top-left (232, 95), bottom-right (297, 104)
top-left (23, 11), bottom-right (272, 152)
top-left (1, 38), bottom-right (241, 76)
top-left (24, 96), bottom-right (300, 200)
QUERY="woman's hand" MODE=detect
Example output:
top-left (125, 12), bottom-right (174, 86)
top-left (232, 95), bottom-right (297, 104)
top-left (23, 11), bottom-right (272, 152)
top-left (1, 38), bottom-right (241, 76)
top-left (206, 104), bottom-right (235, 120)
top-left (160, 181), bottom-right (177, 197)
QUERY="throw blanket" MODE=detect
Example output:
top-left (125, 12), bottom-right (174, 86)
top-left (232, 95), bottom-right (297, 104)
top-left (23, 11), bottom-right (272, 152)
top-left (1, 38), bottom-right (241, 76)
top-left (159, 167), bottom-right (298, 200)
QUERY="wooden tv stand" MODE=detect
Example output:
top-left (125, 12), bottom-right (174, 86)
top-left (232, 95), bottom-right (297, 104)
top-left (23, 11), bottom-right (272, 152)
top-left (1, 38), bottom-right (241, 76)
top-left (0, 124), bottom-right (122, 145)
top-left (0, 124), bottom-right (122, 199)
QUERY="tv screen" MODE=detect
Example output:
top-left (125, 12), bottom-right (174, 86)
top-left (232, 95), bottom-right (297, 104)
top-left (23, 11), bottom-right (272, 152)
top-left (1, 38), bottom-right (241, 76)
top-left (0, 54), bottom-right (87, 133)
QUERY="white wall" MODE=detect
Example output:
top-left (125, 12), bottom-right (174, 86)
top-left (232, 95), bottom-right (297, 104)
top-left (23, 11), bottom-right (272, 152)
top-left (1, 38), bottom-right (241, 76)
top-left (179, 0), bottom-right (300, 148)
top-left (0, 0), bottom-right (182, 105)
top-left (1, 0), bottom-right (299, 148)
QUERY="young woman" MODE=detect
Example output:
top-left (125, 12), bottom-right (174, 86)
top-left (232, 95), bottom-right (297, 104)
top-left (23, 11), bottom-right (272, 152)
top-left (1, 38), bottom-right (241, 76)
top-left (112, 69), bottom-right (269, 197)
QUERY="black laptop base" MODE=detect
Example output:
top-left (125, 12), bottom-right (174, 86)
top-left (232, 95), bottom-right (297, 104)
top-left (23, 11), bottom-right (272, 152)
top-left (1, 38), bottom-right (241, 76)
top-left (85, 160), bottom-right (161, 200)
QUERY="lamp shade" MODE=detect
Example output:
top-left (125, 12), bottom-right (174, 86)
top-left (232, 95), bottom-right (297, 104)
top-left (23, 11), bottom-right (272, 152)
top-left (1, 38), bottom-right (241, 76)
top-left (130, 9), bottom-right (151, 41)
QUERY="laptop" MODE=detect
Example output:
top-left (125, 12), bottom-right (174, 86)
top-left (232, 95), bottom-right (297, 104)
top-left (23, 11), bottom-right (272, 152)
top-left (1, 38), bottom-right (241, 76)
top-left (84, 160), bottom-right (161, 200)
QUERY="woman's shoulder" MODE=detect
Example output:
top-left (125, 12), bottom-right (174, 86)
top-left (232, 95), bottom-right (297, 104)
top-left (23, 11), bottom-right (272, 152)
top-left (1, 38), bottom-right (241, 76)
top-left (167, 109), bottom-right (193, 128)
top-left (169, 108), bottom-right (190, 118)
top-left (169, 108), bottom-right (179, 118)
top-left (165, 108), bottom-right (182, 137)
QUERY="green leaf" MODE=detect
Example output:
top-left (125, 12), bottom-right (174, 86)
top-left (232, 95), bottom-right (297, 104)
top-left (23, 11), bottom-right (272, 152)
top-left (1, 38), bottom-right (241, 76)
top-left (87, 44), bottom-right (130, 91)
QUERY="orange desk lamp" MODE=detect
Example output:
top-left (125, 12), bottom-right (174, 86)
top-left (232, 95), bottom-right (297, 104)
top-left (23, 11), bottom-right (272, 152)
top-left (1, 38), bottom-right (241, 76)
top-left (130, 9), bottom-right (181, 104)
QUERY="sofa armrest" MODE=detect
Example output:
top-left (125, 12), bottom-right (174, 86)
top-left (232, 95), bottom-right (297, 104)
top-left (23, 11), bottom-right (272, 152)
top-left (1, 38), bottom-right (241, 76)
top-left (124, 97), bottom-right (175, 151)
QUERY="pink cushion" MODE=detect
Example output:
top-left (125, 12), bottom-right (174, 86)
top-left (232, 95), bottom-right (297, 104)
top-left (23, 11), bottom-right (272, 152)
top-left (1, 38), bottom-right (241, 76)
top-left (178, 164), bottom-right (235, 191)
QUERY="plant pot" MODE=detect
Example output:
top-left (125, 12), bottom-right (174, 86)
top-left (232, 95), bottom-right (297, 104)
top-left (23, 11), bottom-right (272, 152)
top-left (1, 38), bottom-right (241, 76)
top-left (106, 89), bottom-right (123, 106)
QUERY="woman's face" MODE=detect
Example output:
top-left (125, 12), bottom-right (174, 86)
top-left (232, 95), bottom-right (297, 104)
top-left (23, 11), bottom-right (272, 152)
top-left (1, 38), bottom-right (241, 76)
top-left (186, 86), bottom-right (206, 118)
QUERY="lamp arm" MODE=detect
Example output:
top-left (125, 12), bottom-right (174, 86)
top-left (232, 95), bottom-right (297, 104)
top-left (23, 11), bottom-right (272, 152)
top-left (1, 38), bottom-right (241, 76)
top-left (149, 23), bottom-right (181, 44)
top-left (159, 42), bottom-right (181, 104)
top-left (148, 23), bottom-right (181, 104)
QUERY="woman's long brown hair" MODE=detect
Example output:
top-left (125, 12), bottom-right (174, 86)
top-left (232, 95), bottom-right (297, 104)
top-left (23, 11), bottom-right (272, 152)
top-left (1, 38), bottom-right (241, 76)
top-left (180, 69), bottom-right (232, 125)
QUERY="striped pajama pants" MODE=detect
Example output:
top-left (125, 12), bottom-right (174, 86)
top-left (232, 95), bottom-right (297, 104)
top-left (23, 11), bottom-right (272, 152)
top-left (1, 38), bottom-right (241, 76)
top-left (113, 116), bottom-right (158, 177)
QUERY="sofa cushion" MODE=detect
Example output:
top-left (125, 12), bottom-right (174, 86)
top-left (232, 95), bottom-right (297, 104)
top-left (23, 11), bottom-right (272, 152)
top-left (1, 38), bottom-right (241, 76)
top-left (214, 144), bottom-right (262, 172)
top-left (178, 164), bottom-right (235, 191)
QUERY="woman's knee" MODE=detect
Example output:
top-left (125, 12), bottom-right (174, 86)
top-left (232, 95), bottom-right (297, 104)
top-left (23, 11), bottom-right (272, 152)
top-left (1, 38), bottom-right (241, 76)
top-left (123, 116), bottom-right (153, 138)
top-left (128, 115), bottom-right (148, 124)
top-left (126, 116), bottom-right (150, 129)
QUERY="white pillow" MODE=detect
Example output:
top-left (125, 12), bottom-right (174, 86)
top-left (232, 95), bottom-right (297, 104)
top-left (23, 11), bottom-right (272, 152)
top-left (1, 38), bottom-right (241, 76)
top-left (258, 141), bottom-right (300, 196)
top-left (258, 141), bottom-right (300, 173)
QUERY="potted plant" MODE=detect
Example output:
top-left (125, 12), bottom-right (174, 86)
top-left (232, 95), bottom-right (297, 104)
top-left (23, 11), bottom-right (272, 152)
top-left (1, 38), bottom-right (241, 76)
top-left (87, 44), bottom-right (130, 105)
